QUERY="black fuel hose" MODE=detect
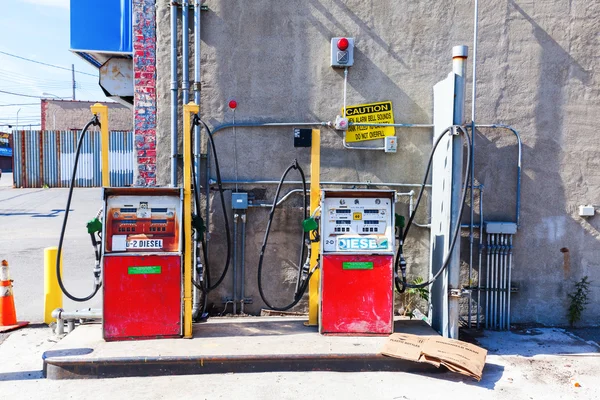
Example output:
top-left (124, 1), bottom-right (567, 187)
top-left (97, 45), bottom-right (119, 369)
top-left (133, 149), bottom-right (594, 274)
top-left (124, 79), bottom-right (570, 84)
top-left (56, 116), bottom-right (102, 302)
top-left (396, 125), bottom-right (472, 290)
top-left (191, 116), bottom-right (232, 292)
top-left (257, 160), bottom-right (315, 312)
top-left (188, 119), bottom-right (209, 320)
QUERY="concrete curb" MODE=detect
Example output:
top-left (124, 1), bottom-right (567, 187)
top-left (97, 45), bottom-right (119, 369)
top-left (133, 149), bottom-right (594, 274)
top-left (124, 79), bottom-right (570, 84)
top-left (43, 352), bottom-right (446, 380)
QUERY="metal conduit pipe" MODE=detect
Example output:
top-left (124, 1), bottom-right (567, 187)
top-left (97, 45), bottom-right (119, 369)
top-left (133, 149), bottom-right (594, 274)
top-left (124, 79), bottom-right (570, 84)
top-left (500, 234), bottom-right (506, 330)
top-left (468, 0), bottom-right (480, 331)
top-left (240, 213), bottom-right (247, 314)
top-left (485, 233), bottom-right (490, 329)
top-left (232, 213), bottom-right (238, 314)
top-left (212, 179), bottom-right (431, 189)
top-left (507, 235), bottom-right (513, 330)
top-left (170, 1), bottom-right (178, 187)
top-left (191, 0), bottom-right (202, 322)
top-left (343, 123), bottom-right (433, 151)
top-left (181, 0), bottom-right (190, 105)
top-left (476, 186), bottom-right (484, 329)
top-left (491, 234), bottom-right (497, 329)
top-left (52, 308), bottom-right (102, 335)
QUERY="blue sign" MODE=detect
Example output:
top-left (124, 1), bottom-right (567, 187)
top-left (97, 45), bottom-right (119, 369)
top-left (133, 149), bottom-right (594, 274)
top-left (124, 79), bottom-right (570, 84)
top-left (0, 147), bottom-right (12, 157)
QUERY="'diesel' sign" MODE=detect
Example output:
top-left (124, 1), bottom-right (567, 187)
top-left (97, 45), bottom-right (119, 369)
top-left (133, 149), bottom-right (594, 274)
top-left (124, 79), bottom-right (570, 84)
top-left (344, 101), bottom-right (395, 142)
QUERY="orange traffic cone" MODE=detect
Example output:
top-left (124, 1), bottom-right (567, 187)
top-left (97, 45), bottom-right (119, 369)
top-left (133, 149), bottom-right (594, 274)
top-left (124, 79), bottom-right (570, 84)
top-left (0, 260), bottom-right (29, 332)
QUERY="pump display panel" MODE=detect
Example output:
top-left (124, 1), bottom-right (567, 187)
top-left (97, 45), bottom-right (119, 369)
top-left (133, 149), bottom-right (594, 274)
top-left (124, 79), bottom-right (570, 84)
top-left (104, 194), bottom-right (181, 253)
top-left (321, 193), bottom-right (394, 254)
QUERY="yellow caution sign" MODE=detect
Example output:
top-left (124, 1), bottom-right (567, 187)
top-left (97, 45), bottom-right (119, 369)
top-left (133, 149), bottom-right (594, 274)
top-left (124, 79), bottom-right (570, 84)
top-left (345, 101), bottom-right (395, 142)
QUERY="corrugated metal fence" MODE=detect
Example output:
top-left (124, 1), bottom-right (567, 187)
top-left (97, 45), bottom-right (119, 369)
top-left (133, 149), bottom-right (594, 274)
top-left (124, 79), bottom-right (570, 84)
top-left (12, 130), bottom-right (135, 188)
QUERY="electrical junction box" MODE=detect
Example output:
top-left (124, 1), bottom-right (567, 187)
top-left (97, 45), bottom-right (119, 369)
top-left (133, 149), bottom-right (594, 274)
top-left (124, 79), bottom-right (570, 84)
top-left (579, 205), bottom-right (595, 217)
top-left (293, 128), bottom-right (312, 148)
top-left (331, 37), bottom-right (354, 68)
top-left (319, 190), bottom-right (395, 335)
top-left (485, 221), bottom-right (518, 235)
top-left (384, 136), bottom-right (397, 153)
top-left (102, 187), bottom-right (182, 341)
top-left (232, 192), bottom-right (248, 210)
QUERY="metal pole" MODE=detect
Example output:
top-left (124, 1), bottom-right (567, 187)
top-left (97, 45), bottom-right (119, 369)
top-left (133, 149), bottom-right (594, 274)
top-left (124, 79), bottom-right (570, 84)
top-left (485, 232), bottom-right (490, 329)
top-left (468, 0), bottom-right (479, 331)
top-left (240, 213), bottom-right (247, 314)
top-left (476, 187), bottom-right (483, 330)
top-left (491, 234), bottom-right (496, 329)
top-left (507, 235), bottom-right (513, 330)
top-left (233, 213), bottom-right (238, 314)
top-left (193, 0), bottom-right (201, 190)
top-left (71, 64), bottom-right (76, 100)
top-left (449, 45), bottom-right (468, 339)
top-left (191, 0), bottom-right (202, 323)
top-left (170, 2), bottom-right (179, 187)
top-left (182, 0), bottom-right (190, 106)
top-left (500, 234), bottom-right (506, 330)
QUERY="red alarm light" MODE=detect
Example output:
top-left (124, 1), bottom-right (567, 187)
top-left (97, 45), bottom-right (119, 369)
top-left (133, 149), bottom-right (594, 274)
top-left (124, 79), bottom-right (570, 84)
top-left (228, 100), bottom-right (237, 109)
top-left (337, 38), bottom-right (349, 51)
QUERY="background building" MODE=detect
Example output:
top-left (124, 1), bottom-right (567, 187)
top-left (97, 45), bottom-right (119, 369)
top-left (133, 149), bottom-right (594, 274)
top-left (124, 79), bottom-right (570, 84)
top-left (0, 132), bottom-right (12, 172)
top-left (40, 99), bottom-right (132, 131)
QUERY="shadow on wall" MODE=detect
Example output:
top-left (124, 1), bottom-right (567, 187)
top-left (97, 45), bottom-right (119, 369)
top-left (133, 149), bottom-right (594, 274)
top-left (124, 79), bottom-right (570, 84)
top-left (475, 1), bottom-right (594, 324)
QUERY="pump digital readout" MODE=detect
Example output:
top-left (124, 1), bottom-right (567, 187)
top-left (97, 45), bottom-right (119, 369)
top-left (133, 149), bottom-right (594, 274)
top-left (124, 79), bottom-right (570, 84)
top-left (321, 193), bottom-right (395, 254)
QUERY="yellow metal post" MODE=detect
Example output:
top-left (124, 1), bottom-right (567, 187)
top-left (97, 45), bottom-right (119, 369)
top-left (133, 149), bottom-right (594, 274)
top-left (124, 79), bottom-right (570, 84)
top-left (308, 129), bottom-right (321, 326)
top-left (44, 246), bottom-right (62, 324)
top-left (182, 102), bottom-right (199, 338)
top-left (90, 103), bottom-right (110, 187)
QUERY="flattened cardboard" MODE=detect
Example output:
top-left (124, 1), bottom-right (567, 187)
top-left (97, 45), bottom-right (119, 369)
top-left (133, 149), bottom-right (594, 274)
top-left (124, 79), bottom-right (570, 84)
top-left (381, 333), bottom-right (487, 380)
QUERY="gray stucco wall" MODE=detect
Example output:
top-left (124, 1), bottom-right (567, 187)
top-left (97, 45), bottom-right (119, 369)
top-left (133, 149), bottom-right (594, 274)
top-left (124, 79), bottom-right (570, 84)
top-left (155, 0), bottom-right (600, 326)
top-left (42, 100), bottom-right (132, 131)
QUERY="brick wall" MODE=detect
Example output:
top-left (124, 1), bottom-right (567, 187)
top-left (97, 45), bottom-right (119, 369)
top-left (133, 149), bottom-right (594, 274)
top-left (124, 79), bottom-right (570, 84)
top-left (133, 0), bottom-right (157, 186)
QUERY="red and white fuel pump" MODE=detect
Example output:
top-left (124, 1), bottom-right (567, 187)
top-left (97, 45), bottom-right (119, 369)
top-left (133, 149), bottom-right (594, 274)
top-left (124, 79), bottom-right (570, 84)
top-left (102, 188), bottom-right (183, 341)
top-left (319, 189), bottom-right (396, 335)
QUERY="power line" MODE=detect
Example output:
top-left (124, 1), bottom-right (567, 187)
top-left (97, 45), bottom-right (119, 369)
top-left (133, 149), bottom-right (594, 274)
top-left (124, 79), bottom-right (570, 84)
top-left (0, 51), bottom-right (97, 77)
top-left (0, 103), bottom-right (39, 107)
top-left (0, 89), bottom-right (47, 98)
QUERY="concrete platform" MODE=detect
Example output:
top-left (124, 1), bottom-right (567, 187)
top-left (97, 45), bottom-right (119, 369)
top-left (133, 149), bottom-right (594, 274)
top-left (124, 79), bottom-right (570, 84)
top-left (43, 316), bottom-right (444, 379)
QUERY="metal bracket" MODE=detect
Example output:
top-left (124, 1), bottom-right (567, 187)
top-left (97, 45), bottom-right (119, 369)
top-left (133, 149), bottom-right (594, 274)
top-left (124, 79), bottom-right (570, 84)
top-left (449, 288), bottom-right (462, 298)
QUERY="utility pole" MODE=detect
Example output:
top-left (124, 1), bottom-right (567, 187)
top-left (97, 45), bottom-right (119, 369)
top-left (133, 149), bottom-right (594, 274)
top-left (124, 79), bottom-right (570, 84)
top-left (72, 64), bottom-right (76, 100)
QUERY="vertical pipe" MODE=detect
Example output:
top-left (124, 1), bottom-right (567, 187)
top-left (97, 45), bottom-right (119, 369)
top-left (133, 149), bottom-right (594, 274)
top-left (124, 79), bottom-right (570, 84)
top-left (233, 213), bottom-right (239, 315)
top-left (491, 234), bottom-right (496, 329)
top-left (182, 0), bottom-right (190, 106)
top-left (468, 0), bottom-right (479, 331)
top-left (507, 235), bottom-right (513, 330)
top-left (485, 233), bottom-right (490, 329)
top-left (240, 213), bottom-right (247, 314)
top-left (71, 64), bottom-right (76, 100)
top-left (499, 234), bottom-right (505, 330)
top-left (449, 45), bottom-right (468, 339)
top-left (476, 187), bottom-right (484, 330)
top-left (191, 0), bottom-right (202, 319)
top-left (170, 2), bottom-right (178, 187)
top-left (193, 0), bottom-right (201, 191)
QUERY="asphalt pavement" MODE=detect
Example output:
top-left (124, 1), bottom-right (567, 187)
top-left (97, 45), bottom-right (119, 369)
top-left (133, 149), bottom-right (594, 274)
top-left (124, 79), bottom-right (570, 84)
top-left (0, 181), bottom-right (102, 322)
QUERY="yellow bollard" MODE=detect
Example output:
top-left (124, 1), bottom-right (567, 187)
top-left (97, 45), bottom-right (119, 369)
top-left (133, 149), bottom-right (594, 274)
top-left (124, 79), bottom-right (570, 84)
top-left (44, 247), bottom-right (62, 324)
top-left (307, 129), bottom-right (321, 326)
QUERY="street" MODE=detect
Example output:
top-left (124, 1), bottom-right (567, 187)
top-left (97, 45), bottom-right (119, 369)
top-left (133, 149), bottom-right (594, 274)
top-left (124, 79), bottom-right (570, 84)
top-left (0, 182), bottom-right (102, 321)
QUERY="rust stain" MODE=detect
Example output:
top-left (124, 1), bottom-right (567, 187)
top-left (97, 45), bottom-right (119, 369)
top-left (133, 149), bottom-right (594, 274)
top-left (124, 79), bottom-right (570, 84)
top-left (560, 247), bottom-right (570, 277)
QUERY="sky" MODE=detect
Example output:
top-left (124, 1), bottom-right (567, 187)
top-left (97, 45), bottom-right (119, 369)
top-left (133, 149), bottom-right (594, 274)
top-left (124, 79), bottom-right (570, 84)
top-left (0, 0), bottom-right (108, 131)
